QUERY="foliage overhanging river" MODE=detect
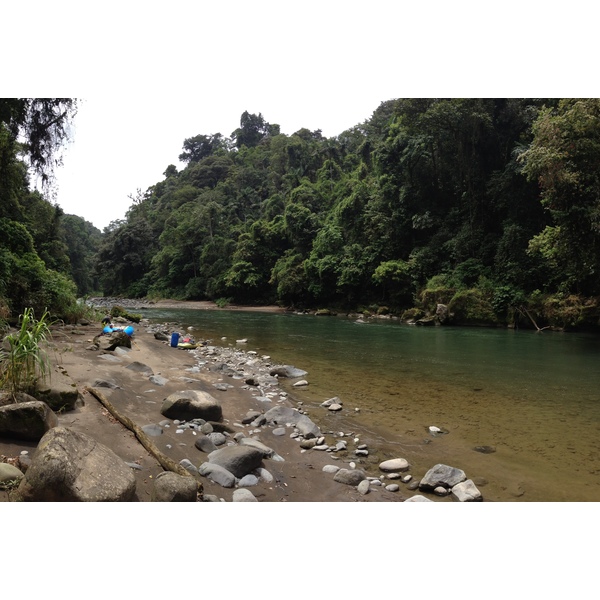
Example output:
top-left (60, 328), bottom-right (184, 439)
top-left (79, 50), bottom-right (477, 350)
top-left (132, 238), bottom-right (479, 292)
top-left (141, 307), bottom-right (600, 502)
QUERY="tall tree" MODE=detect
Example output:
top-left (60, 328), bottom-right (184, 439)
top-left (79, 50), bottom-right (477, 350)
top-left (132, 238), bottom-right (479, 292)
top-left (521, 99), bottom-right (600, 294)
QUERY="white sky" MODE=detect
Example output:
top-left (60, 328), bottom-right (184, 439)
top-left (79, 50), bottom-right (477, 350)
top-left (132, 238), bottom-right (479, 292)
top-left (6, 1), bottom-right (598, 230)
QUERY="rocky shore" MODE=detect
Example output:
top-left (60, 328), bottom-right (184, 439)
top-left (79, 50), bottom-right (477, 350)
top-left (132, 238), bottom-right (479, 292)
top-left (0, 305), bottom-right (483, 502)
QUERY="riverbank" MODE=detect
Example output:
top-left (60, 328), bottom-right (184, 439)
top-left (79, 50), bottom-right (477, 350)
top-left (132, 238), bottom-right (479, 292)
top-left (2, 314), bottom-right (432, 502)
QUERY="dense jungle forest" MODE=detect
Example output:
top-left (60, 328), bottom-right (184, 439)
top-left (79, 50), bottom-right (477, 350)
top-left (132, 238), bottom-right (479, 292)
top-left (2, 98), bottom-right (600, 330)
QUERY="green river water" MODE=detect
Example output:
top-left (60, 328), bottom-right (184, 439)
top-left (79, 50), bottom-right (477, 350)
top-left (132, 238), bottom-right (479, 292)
top-left (141, 308), bottom-right (600, 502)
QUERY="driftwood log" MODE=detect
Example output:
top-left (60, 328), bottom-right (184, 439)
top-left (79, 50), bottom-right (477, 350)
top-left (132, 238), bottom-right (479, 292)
top-left (516, 306), bottom-right (550, 332)
top-left (85, 386), bottom-right (202, 495)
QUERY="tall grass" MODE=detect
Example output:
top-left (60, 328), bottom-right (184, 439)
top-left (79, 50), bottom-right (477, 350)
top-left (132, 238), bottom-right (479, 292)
top-left (0, 308), bottom-right (52, 398)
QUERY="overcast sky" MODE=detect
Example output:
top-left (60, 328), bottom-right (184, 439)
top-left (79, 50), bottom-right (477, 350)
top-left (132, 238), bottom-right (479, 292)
top-left (7, 1), bottom-right (597, 231)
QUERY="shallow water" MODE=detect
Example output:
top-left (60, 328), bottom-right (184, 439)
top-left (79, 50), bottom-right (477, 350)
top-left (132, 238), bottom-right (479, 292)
top-left (141, 308), bottom-right (600, 502)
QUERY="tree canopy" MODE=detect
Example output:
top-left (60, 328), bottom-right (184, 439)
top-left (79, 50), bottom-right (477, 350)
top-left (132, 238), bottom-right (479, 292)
top-left (92, 100), bottom-right (600, 329)
top-left (5, 98), bottom-right (600, 331)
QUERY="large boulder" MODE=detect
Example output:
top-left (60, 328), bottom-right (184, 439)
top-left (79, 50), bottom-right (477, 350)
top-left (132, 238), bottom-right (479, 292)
top-left (0, 400), bottom-right (58, 441)
top-left (207, 445), bottom-right (264, 478)
top-left (151, 472), bottom-right (199, 502)
top-left (419, 464), bottom-right (467, 492)
top-left (34, 371), bottom-right (79, 412)
top-left (161, 390), bottom-right (222, 422)
top-left (263, 406), bottom-right (321, 439)
top-left (15, 427), bottom-right (137, 502)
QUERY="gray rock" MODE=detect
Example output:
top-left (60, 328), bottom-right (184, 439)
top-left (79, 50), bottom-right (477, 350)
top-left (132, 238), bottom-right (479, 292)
top-left (328, 403), bottom-right (343, 412)
top-left (451, 479), bottom-right (483, 502)
top-left (195, 435), bottom-right (218, 453)
top-left (385, 484), bottom-right (400, 492)
top-left (357, 479), bottom-right (370, 495)
top-left (93, 378), bottom-right (120, 389)
top-left (320, 397), bottom-right (339, 407)
top-left (293, 380), bottom-right (309, 387)
top-left (238, 474), bottom-right (259, 487)
top-left (251, 415), bottom-right (267, 427)
top-left (161, 390), bottom-right (222, 422)
top-left (16, 427), bottom-right (136, 501)
top-left (404, 495), bottom-right (433, 502)
top-left (232, 488), bottom-right (258, 502)
top-left (207, 432), bottom-right (227, 446)
top-left (126, 361), bottom-right (154, 375)
top-left (238, 437), bottom-right (274, 457)
top-left (202, 494), bottom-right (221, 502)
top-left (34, 371), bottom-right (80, 412)
top-left (151, 472), bottom-right (198, 501)
top-left (242, 410), bottom-right (262, 424)
top-left (142, 424), bottom-right (163, 437)
top-left (98, 354), bottom-right (122, 363)
top-left (0, 400), bottom-right (58, 441)
top-left (200, 422), bottom-right (213, 434)
top-left (198, 462), bottom-right (236, 488)
top-left (179, 458), bottom-right (198, 474)
top-left (333, 468), bottom-right (367, 486)
top-left (269, 365), bottom-right (308, 378)
top-left (264, 406), bottom-right (321, 439)
top-left (207, 445), bottom-right (264, 478)
top-left (379, 458), bottom-right (410, 472)
top-left (419, 464), bottom-right (467, 491)
top-left (149, 375), bottom-right (169, 386)
top-left (0, 463), bottom-right (24, 486)
top-left (272, 427), bottom-right (286, 436)
top-left (322, 465), bottom-right (340, 474)
top-left (300, 438), bottom-right (318, 449)
top-left (255, 467), bottom-right (273, 483)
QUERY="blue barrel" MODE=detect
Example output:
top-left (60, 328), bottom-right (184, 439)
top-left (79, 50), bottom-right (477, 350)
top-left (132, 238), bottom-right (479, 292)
top-left (170, 332), bottom-right (180, 347)
top-left (124, 326), bottom-right (134, 337)
top-left (103, 326), bottom-right (112, 334)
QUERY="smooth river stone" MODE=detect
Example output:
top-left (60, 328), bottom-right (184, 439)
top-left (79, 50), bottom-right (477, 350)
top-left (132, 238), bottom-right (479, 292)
top-left (379, 458), bottom-right (410, 472)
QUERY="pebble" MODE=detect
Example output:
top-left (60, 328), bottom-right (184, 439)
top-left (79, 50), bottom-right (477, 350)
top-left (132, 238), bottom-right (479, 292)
top-left (238, 474), bottom-right (259, 487)
top-left (323, 465), bottom-right (340, 474)
top-left (385, 484), bottom-right (400, 492)
top-left (357, 480), bottom-right (370, 495)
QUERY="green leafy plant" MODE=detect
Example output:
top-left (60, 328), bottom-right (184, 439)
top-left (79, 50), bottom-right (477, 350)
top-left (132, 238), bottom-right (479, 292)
top-left (214, 297), bottom-right (231, 308)
top-left (0, 308), bottom-right (53, 398)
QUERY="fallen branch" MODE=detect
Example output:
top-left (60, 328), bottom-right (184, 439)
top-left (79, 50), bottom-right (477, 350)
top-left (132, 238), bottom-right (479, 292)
top-left (516, 306), bottom-right (551, 332)
top-left (85, 386), bottom-right (199, 485)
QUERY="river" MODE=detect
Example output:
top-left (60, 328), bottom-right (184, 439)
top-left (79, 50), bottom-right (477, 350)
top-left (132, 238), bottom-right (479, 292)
top-left (139, 307), bottom-right (600, 502)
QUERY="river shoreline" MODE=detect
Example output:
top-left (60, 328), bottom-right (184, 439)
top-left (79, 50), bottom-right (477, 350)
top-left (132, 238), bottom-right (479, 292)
top-left (2, 309), bottom-right (436, 502)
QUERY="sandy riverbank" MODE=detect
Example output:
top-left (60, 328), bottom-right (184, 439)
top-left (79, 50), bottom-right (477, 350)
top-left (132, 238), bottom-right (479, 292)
top-left (1, 315), bottom-right (410, 502)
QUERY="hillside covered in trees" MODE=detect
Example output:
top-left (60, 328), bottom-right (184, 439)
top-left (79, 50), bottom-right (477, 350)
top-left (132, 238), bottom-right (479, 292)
top-left (95, 98), bottom-right (600, 330)
top-left (3, 98), bottom-right (600, 331)
top-left (0, 99), bottom-right (101, 323)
